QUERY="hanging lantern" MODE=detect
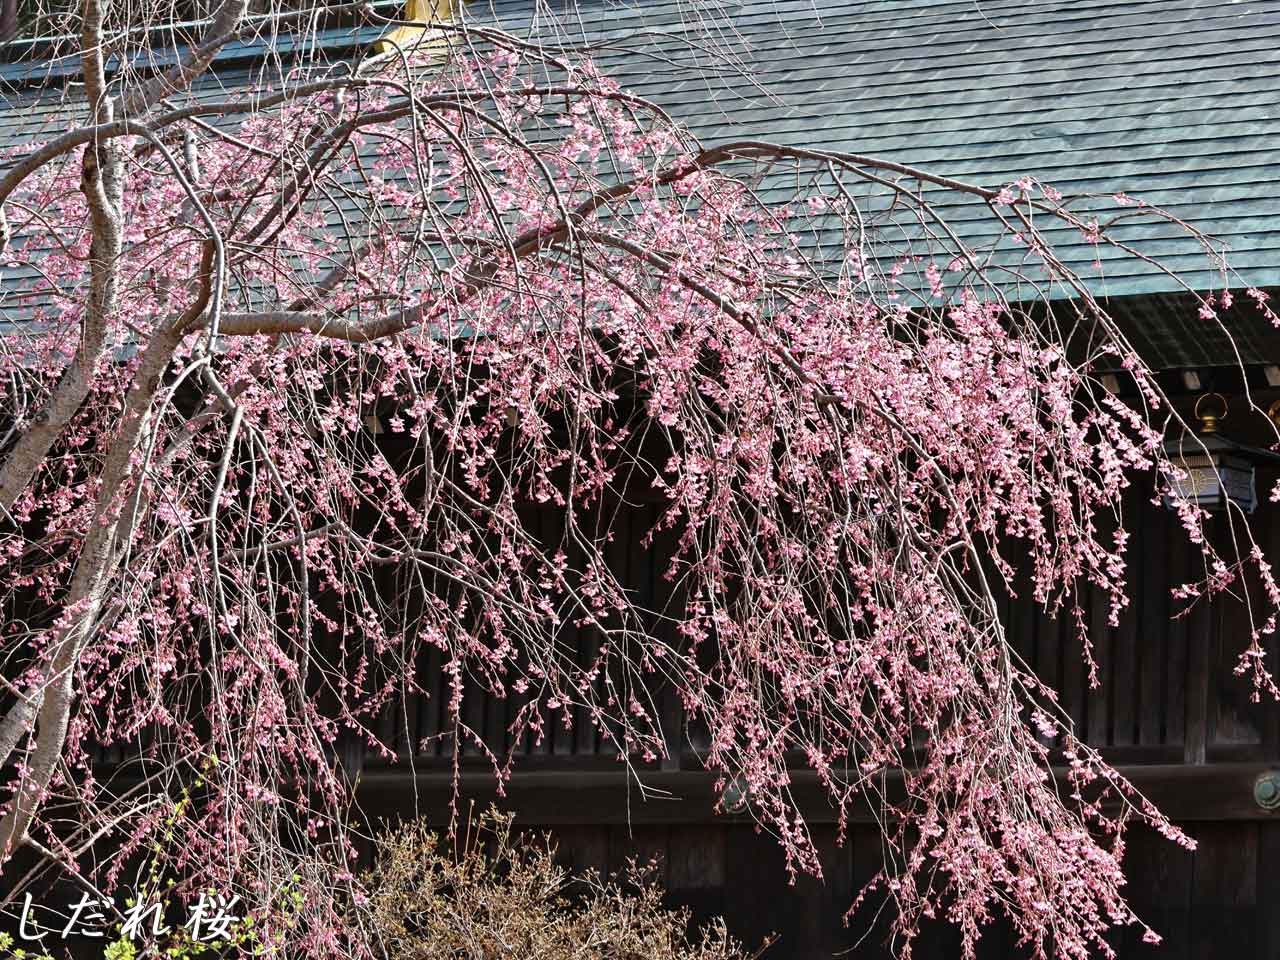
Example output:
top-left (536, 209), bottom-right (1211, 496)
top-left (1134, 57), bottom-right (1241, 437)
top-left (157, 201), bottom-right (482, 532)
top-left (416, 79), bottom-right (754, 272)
top-left (1164, 393), bottom-right (1280, 514)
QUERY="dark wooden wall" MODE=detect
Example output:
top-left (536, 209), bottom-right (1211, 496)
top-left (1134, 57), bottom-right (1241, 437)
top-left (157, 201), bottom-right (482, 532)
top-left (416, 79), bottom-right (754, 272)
top-left (511, 817), bottom-right (1280, 959)
top-left (349, 456), bottom-right (1280, 959)
top-left (64, 396), bottom-right (1280, 958)
top-left (347, 457), bottom-right (1280, 771)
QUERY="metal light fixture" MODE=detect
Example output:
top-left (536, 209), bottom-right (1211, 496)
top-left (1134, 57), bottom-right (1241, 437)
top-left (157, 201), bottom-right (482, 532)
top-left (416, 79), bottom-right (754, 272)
top-left (1164, 393), bottom-right (1280, 514)
top-left (720, 775), bottom-right (751, 815)
top-left (1254, 770), bottom-right (1280, 811)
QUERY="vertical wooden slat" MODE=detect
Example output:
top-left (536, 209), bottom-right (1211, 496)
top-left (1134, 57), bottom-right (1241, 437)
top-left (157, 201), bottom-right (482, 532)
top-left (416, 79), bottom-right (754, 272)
top-left (1117, 823), bottom-right (1193, 960)
top-left (1037, 606), bottom-right (1062, 750)
top-left (722, 825), bottom-right (793, 956)
top-left (1139, 500), bottom-right (1168, 746)
top-left (404, 581), bottom-right (431, 761)
top-left (507, 504), bottom-right (548, 758)
top-left (552, 825), bottom-right (610, 880)
top-left (1266, 493), bottom-right (1280, 759)
top-left (802, 824), bottom-right (856, 958)
top-left (418, 640), bottom-right (444, 758)
top-left (616, 501), bottom-right (657, 762)
top-left (528, 506), bottom-right (561, 758)
top-left (1165, 521), bottom-right (1189, 748)
top-left (578, 501), bottom-right (625, 756)
top-left (1184, 516), bottom-right (1213, 765)
top-left (1257, 822), bottom-right (1280, 959)
top-left (847, 824), bottom-right (895, 960)
top-left (376, 686), bottom-right (402, 760)
top-left (1113, 485), bottom-right (1141, 746)
top-left (1014, 560), bottom-right (1037, 680)
top-left (666, 824), bottom-right (726, 937)
top-left (1061, 592), bottom-right (1087, 738)
top-left (484, 679), bottom-right (508, 759)
top-left (608, 823), bottom-right (669, 885)
top-left (1087, 578), bottom-right (1113, 748)
top-left (650, 505), bottom-right (687, 770)
top-left (461, 659), bottom-right (486, 757)
top-left (367, 564), bottom-right (403, 760)
top-left (1188, 822), bottom-right (1258, 957)
top-left (1211, 560), bottom-right (1263, 755)
top-left (667, 824), bottom-right (726, 890)
top-left (552, 505), bottom-right (579, 758)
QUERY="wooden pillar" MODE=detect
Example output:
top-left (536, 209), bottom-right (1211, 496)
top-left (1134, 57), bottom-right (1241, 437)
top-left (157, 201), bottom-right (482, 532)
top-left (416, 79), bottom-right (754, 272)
top-left (1184, 518), bottom-right (1212, 765)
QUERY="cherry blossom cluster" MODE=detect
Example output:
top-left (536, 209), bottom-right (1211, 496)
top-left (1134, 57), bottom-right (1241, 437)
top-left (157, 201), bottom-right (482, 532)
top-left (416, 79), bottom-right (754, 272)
top-left (0, 28), bottom-right (1274, 960)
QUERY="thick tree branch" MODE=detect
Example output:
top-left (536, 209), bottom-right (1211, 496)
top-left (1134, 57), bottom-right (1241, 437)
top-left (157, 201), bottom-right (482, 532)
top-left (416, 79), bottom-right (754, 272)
top-left (116, 0), bottom-right (251, 117)
top-left (0, 0), bottom-right (127, 517)
top-left (0, 324), bottom-right (184, 856)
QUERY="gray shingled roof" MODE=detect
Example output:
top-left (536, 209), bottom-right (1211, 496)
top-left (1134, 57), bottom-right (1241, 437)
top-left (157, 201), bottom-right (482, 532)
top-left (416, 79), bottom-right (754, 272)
top-left (2, 0), bottom-right (1278, 367)
top-left (471, 0), bottom-right (1280, 293)
top-left (0, 21), bottom-right (389, 334)
top-left (465, 0), bottom-right (1280, 366)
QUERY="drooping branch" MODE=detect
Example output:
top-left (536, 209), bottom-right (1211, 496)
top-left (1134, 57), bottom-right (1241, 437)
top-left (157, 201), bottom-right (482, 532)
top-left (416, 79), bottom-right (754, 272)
top-left (0, 322), bottom-right (185, 855)
top-left (0, 17), bottom-right (1273, 960)
top-left (116, 0), bottom-right (252, 116)
top-left (0, 0), bottom-right (126, 516)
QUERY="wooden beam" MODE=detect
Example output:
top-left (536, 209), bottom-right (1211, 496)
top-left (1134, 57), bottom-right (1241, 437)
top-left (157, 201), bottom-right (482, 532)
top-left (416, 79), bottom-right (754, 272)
top-left (354, 762), bottom-right (1280, 825)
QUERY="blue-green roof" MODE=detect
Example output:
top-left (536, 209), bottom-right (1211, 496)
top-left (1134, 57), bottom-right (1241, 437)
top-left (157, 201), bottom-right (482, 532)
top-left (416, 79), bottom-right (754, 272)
top-left (2, 0), bottom-right (1278, 367)
top-left (471, 0), bottom-right (1280, 292)
top-left (464, 0), bottom-right (1280, 366)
